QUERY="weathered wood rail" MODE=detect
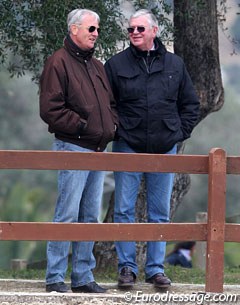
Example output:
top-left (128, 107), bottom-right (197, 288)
top-left (0, 148), bottom-right (240, 293)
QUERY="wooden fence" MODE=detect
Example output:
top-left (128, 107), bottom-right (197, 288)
top-left (0, 148), bottom-right (240, 293)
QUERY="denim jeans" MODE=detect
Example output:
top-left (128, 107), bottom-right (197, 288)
top-left (46, 139), bottom-right (105, 287)
top-left (112, 138), bottom-right (176, 279)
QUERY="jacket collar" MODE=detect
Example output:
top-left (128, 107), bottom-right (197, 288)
top-left (64, 34), bottom-right (95, 62)
top-left (130, 37), bottom-right (166, 58)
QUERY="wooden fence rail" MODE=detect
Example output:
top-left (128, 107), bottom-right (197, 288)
top-left (0, 148), bottom-right (240, 293)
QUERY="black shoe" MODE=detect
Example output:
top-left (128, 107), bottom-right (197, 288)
top-left (118, 266), bottom-right (136, 288)
top-left (72, 281), bottom-right (107, 293)
top-left (146, 273), bottom-right (171, 288)
top-left (46, 282), bottom-right (69, 293)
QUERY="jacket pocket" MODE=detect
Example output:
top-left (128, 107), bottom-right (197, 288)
top-left (120, 116), bottom-right (142, 130)
top-left (161, 71), bottom-right (179, 100)
top-left (148, 117), bottom-right (183, 153)
top-left (104, 105), bottom-right (117, 140)
top-left (117, 70), bottom-right (141, 101)
top-left (72, 104), bottom-right (93, 120)
top-left (162, 117), bottom-right (184, 143)
top-left (162, 118), bottom-right (180, 131)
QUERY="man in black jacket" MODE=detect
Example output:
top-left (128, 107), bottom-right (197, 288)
top-left (105, 9), bottom-right (199, 289)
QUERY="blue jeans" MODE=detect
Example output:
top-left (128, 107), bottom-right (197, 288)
top-left (46, 139), bottom-right (105, 287)
top-left (112, 139), bottom-right (176, 279)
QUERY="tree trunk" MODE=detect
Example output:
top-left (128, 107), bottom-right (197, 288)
top-left (94, 0), bottom-right (224, 271)
top-left (170, 0), bottom-right (224, 215)
top-left (174, 0), bottom-right (224, 119)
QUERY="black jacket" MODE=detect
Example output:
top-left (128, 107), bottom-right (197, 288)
top-left (105, 38), bottom-right (199, 154)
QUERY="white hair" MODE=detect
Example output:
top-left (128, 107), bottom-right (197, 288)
top-left (129, 9), bottom-right (158, 27)
top-left (67, 9), bottom-right (100, 32)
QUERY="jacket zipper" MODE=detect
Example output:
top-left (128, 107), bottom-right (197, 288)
top-left (142, 52), bottom-right (156, 74)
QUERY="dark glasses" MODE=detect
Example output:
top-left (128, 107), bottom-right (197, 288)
top-left (88, 26), bottom-right (101, 34)
top-left (127, 26), bottom-right (146, 34)
top-left (76, 24), bottom-right (101, 34)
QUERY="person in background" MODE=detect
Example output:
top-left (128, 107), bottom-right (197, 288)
top-left (39, 8), bottom-right (118, 293)
top-left (105, 9), bottom-right (199, 289)
top-left (165, 241), bottom-right (196, 268)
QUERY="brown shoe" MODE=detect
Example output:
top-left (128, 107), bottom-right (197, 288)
top-left (146, 273), bottom-right (171, 288)
top-left (118, 267), bottom-right (136, 288)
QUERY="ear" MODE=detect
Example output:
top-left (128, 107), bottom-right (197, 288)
top-left (153, 26), bottom-right (158, 36)
top-left (70, 24), bottom-right (79, 36)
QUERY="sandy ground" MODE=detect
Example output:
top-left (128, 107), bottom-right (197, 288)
top-left (0, 279), bottom-right (239, 305)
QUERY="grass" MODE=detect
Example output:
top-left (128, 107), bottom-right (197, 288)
top-left (0, 265), bottom-right (240, 285)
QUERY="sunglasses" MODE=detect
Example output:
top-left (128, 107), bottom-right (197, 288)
top-left (87, 26), bottom-right (101, 34)
top-left (127, 26), bottom-right (146, 34)
top-left (76, 24), bottom-right (101, 34)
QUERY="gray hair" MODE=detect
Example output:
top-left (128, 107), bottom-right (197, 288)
top-left (67, 9), bottom-right (100, 32)
top-left (129, 9), bottom-right (158, 27)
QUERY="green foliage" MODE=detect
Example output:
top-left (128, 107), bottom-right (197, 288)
top-left (0, 182), bottom-right (53, 268)
top-left (0, 68), bottom-right (52, 269)
top-left (224, 242), bottom-right (240, 268)
top-left (0, 0), bottom-right (125, 81)
top-left (0, 68), bottom-right (57, 266)
top-left (133, 0), bottom-right (173, 41)
top-left (0, 268), bottom-right (46, 280)
top-left (1, 264), bottom-right (240, 285)
top-left (230, 15), bottom-right (240, 53)
top-left (224, 266), bottom-right (240, 284)
top-left (0, 1), bottom-right (174, 81)
top-left (174, 79), bottom-right (240, 224)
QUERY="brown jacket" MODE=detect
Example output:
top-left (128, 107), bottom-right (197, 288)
top-left (39, 36), bottom-right (118, 152)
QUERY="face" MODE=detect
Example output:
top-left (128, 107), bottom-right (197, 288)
top-left (70, 14), bottom-right (99, 50)
top-left (128, 15), bottom-right (158, 51)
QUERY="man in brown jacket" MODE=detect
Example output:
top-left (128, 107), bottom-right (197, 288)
top-left (39, 8), bottom-right (118, 293)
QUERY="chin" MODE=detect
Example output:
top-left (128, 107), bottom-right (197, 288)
top-left (133, 42), bottom-right (143, 48)
top-left (132, 40), bottom-right (142, 46)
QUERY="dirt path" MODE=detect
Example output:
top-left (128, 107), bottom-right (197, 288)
top-left (0, 279), bottom-right (239, 304)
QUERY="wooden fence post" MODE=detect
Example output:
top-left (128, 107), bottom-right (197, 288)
top-left (11, 259), bottom-right (27, 270)
top-left (195, 212), bottom-right (207, 270)
top-left (205, 148), bottom-right (226, 292)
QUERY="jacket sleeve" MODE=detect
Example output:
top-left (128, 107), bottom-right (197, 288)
top-left (105, 74), bottom-right (119, 128)
top-left (109, 92), bottom-right (119, 129)
top-left (104, 60), bottom-right (119, 104)
top-left (104, 59), bottom-right (120, 130)
top-left (177, 62), bottom-right (200, 140)
top-left (39, 56), bottom-right (86, 135)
